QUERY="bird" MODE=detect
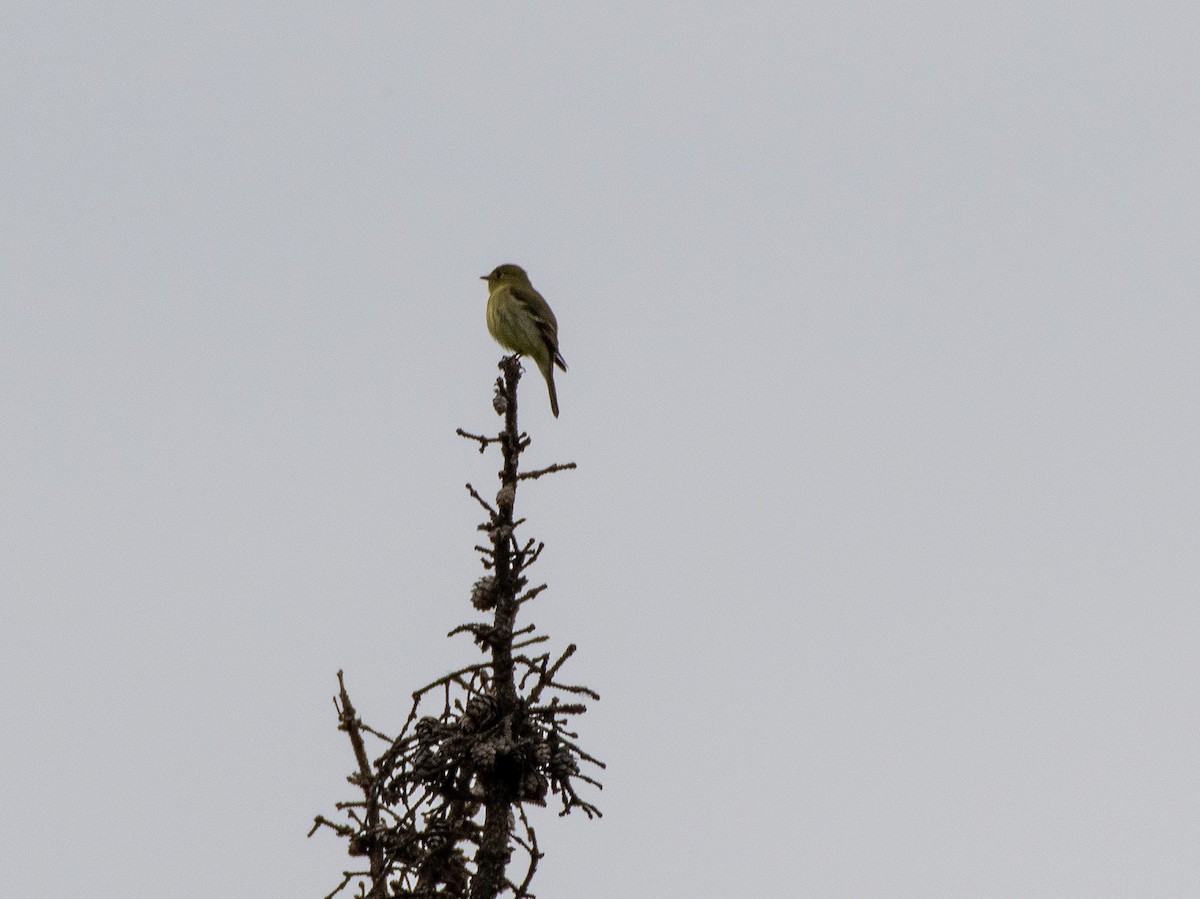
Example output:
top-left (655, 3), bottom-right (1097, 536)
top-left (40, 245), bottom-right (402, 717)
top-left (481, 264), bottom-right (567, 417)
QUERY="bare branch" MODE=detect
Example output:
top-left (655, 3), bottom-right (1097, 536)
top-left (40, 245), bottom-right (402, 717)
top-left (465, 482), bottom-right (497, 514)
top-left (316, 354), bottom-right (601, 899)
top-left (456, 428), bottom-right (500, 453)
top-left (518, 461), bottom-right (578, 481)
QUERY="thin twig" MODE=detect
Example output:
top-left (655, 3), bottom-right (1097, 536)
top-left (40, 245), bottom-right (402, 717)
top-left (518, 461), bottom-right (578, 480)
top-left (465, 482), bottom-right (497, 514)
top-left (456, 428), bottom-right (500, 452)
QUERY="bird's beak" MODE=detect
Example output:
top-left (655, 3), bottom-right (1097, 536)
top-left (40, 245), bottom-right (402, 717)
top-left (479, 275), bottom-right (488, 280)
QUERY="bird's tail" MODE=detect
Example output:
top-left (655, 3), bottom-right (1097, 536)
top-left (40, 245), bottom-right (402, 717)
top-left (541, 359), bottom-right (560, 418)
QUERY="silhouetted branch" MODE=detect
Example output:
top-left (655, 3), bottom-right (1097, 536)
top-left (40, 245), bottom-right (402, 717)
top-left (518, 462), bottom-right (577, 480)
top-left (315, 354), bottom-right (601, 899)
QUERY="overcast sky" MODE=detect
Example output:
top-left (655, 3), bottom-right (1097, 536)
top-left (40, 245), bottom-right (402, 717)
top-left (3, 3), bottom-right (1198, 897)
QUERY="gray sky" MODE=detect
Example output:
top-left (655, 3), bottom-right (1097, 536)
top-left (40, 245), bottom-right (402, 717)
top-left (3, 3), bottom-right (1198, 896)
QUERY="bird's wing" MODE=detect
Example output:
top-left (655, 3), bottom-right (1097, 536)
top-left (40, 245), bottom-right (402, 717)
top-left (512, 285), bottom-right (565, 368)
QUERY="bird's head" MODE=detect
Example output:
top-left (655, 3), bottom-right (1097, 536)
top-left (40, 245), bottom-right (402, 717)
top-left (481, 264), bottom-right (531, 289)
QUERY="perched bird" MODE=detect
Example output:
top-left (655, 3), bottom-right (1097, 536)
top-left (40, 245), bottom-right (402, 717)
top-left (481, 264), bottom-right (568, 417)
